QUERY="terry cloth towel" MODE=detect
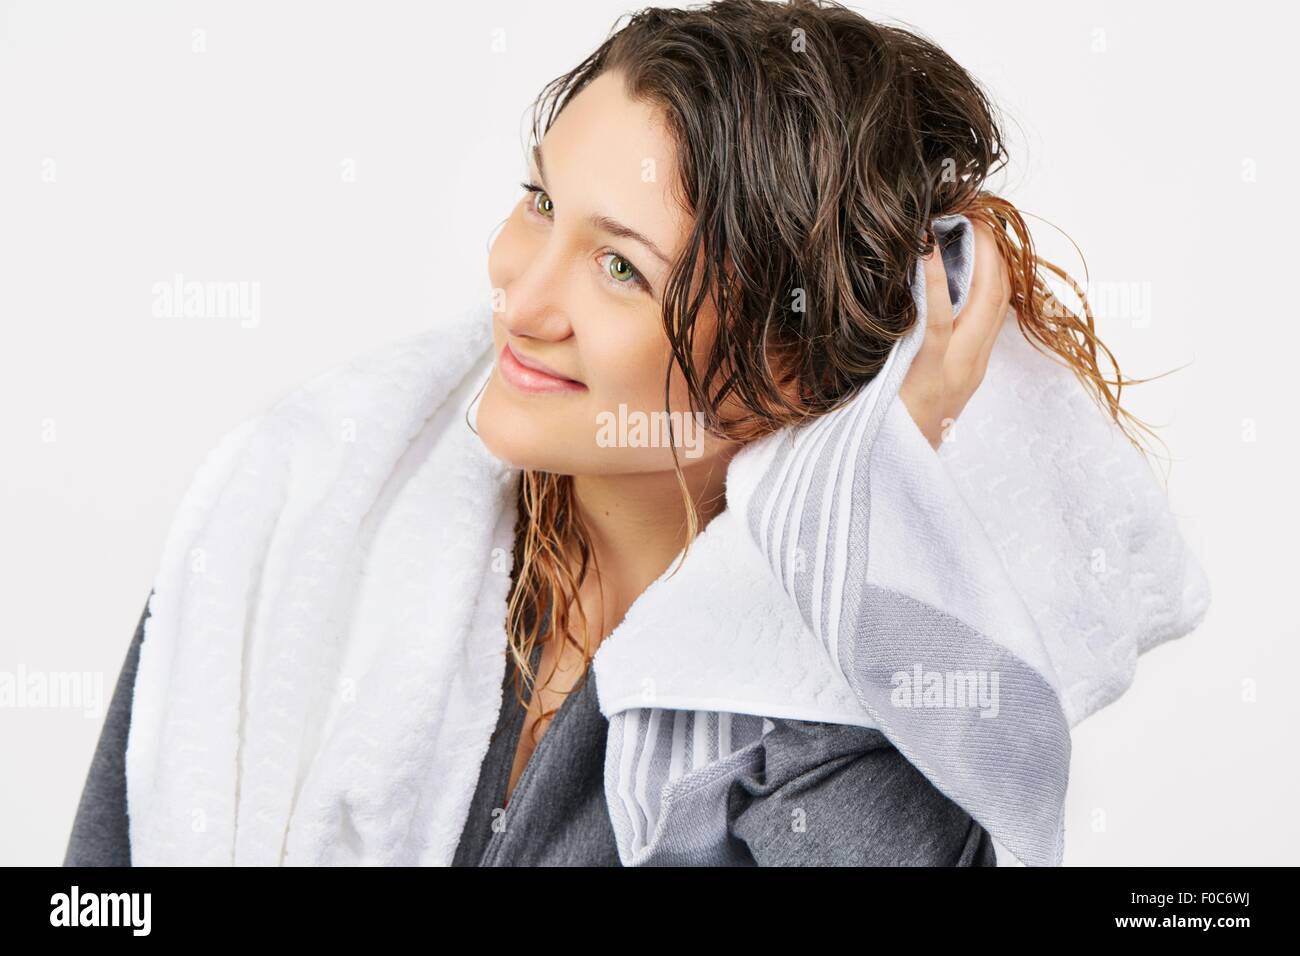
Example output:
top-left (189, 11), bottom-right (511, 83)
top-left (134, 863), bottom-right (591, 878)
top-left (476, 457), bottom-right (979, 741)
top-left (125, 214), bottom-right (1210, 867)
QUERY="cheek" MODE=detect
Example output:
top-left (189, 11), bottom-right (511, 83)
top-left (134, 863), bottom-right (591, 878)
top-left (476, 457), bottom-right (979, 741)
top-left (581, 319), bottom-right (731, 468)
top-left (584, 323), bottom-right (674, 415)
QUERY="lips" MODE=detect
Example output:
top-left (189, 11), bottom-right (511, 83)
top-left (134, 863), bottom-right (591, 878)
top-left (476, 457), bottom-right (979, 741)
top-left (497, 343), bottom-right (587, 395)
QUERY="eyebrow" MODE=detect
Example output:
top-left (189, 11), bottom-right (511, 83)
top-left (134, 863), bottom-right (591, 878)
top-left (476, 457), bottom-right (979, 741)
top-left (532, 143), bottom-right (672, 268)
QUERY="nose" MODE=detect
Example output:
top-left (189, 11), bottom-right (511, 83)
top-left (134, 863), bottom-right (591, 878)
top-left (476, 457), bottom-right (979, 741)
top-left (496, 243), bottom-right (574, 343)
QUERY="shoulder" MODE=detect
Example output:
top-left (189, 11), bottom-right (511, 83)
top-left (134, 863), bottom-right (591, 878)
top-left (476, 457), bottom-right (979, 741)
top-left (64, 595), bottom-right (152, 866)
top-left (729, 717), bottom-right (997, 866)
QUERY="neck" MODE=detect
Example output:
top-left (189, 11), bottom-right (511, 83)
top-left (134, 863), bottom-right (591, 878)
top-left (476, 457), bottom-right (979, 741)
top-left (570, 453), bottom-right (734, 639)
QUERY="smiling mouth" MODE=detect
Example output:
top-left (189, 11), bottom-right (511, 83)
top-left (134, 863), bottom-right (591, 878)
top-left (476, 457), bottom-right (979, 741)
top-left (497, 343), bottom-right (587, 395)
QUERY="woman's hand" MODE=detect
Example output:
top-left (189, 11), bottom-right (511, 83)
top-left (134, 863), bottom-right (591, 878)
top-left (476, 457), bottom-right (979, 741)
top-left (899, 222), bottom-right (1013, 450)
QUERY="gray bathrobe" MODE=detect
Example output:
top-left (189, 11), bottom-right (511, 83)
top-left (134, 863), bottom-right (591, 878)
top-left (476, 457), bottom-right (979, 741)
top-left (64, 595), bottom-right (995, 866)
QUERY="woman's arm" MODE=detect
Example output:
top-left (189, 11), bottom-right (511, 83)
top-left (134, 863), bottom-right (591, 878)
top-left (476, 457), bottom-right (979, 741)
top-left (729, 718), bottom-right (995, 866)
top-left (62, 595), bottom-right (149, 866)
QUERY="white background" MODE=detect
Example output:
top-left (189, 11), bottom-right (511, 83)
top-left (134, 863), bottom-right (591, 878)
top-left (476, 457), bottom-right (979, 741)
top-left (1, 0), bottom-right (1295, 865)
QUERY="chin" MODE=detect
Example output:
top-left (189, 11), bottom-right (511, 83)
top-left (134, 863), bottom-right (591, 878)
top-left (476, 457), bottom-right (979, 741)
top-left (477, 431), bottom-right (557, 472)
top-left (475, 384), bottom-right (574, 473)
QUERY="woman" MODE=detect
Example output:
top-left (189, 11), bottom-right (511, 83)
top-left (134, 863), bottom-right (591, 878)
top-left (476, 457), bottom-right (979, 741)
top-left (64, 0), bottom-right (1204, 867)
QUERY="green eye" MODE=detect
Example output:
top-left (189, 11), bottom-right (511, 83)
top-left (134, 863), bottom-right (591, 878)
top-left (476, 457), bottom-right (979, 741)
top-left (532, 189), bottom-right (553, 218)
top-left (606, 254), bottom-right (636, 283)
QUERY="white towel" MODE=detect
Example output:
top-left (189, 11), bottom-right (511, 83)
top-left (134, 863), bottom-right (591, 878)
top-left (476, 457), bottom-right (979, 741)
top-left (125, 213), bottom-right (1209, 866)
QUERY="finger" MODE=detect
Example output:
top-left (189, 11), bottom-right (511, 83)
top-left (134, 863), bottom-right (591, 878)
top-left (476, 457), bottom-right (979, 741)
top-left (973, 229), bottom-right (1014, 374)
top-left (948, 223), bottom-right (1009, 372)
top-left (911, 239), bottom-right (954, 378)
top-left (976, 302), bottom-right (1004, 361)
top-left (974, 272), bottom-right (1011, 376)
top-left (922, 237), bottom-right (954, 333)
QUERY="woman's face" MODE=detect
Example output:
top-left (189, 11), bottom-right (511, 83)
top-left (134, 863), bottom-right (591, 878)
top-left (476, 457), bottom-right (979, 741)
top-left (477, 70), bottom-right (732, 477)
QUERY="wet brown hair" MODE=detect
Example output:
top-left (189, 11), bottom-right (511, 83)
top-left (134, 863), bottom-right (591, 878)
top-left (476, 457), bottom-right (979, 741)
top-left (504, 0), bottom-right (1170, 729)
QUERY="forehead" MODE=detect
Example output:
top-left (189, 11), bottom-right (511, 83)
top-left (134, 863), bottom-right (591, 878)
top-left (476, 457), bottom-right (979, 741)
top-left (535, 71), bottom-right (686, 260)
